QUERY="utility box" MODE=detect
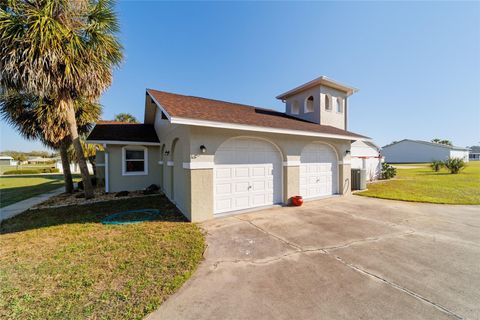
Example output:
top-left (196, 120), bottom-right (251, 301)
top-left (351, 169), bottom-right (367, 191)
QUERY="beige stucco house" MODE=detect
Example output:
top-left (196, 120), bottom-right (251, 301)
top-left (87, 76), bottom-right (371, 222)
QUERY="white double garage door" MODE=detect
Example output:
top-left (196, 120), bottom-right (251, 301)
top-left (214, 138), bottom-right (338, 215)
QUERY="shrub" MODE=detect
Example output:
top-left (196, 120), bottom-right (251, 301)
top-left (3, 169), bottom-right (41, 175)
top-left (430, 160), bottom-right (444, 172)
top-left (381, 162), bottom-right (397, 179)
top-left (444, 158), bottom-right (466, 174)
top-left (3, 167), bottom-right (59, 175)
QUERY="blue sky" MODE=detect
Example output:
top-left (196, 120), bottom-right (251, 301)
top-left (1, 1), bottom-right (479, 151)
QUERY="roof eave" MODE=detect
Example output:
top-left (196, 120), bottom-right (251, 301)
top-left (276, 76), bottom-right (359, 100)
top-left (86, 139), bottom-right (161, 146)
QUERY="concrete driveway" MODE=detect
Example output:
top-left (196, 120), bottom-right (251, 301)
top-left (147, 196), bottom-right (480, 320)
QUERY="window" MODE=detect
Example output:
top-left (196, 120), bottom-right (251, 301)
top-left (305, 96), bottom-right (314, 113)
top-left (291, 101), bottom-right (300, 114)
top-left (122, 146), bottom-right (148, 175)
top-left (325, 94), bottom-right (331, 111)
top-left (336, 97), bottom-right (344, 113)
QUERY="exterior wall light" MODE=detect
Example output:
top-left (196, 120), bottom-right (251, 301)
top-left (200, 145), bottom-right (207, 153)
top-left (165, 150), bottom-right (170, 156)
top-left (345, 149), bottom-right (351, 155)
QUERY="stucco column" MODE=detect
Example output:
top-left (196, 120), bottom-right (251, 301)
top-left (283, 163), bottom-right (300, 204)
top-left (188, 167), bottom-right (214, 222)
top-left (338, 163), bottom-right (352, 195)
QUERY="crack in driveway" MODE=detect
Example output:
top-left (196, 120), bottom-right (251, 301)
top-left (333, 255), bottom-right (464, 320)
top-left (210, 217), bottom-right (465, 319)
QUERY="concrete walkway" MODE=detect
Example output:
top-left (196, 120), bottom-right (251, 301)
top-left (0, 187), bottom-right (64, 222)
top-left (147, 196), bottom-right (480, 320)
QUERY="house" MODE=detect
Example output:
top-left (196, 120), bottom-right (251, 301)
top-left (350, 140), bottom-right (383, 181)
top-left (26, 157), bottom-right (55, 165)
top-left (469, 146), bottom-right (480, 161)
top-left (54, 158), bottom-right (94, 174)
top-left (0, 156), bottom-right (17, 166)
top-left (382, 139), bottom-right (470, 163)
top-left (87, 76), bottom-right (372, 222)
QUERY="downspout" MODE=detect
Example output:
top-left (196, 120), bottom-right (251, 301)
top-left (104, 144), bottom-right (109, 193)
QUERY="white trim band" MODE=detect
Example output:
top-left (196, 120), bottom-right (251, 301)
top-left (96, 163), bottom-right (105, 167)
top-left (182, 162), bottom-right (214, 169)
top-left (283, 161), bottom-right (301, 166)
top-left (167, 161), bottom-right (174, 167)
top-left (158, 161), bottom-right (164, 165)
top-left (87, 140), bottom-right (161, 146)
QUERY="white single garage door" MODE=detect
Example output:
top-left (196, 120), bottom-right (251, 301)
top-left (214, 138), bottom-right (282, 215)
top-left (300, 143), bottom-right (338, 199)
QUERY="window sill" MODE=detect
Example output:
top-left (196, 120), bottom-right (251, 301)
top-left (122, 172), bottom-right (149, 176)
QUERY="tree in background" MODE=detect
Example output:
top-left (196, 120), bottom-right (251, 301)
top-left (0, 91), bottom-right (101, 193)
top-left (431, 138), bottom-right (453, 146)
top-left (0, 0), bottom-right (123, 199)
top-left (114, 113), bottom-right (138, 123)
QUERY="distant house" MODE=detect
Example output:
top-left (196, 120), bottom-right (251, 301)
top-left (27, 157), bottom-right (55, 165)
top-left (382, 139), bottom-right (469, 163)
top-left (351, 140), bottom-right (383, 181)
top-left (0, 156), bottom-right (17, 166)
top-left (469, 146), bottom-right (480, 161)
top-left (54, 158), bottom-right (94, 174)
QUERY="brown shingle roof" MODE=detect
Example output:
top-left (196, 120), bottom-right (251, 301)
top-left (147, 89), bottom-right (368, 139)
top-left (87, 123), bottom-right (159, 143)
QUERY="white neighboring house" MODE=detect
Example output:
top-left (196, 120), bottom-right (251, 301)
top-left (351, 140), bottom-right (383, 181)
top-left (0, 156), bottom-right (17, 166)
top-left (382, 139), bottom-right (469, 163)
top-left (55, 158), bottom-right (94, 174)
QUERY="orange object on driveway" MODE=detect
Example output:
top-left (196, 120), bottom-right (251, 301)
top-left (292, 196), bottom-right (303, 206)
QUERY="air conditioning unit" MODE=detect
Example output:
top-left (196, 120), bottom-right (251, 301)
top-left (351, 169), bottom-right (367, 191)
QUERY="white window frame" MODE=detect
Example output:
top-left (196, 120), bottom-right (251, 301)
top-left (325, 94), bottom-right (332, 111)
top-left (304, 96), bottom-right (314, 113)
top-left (336, 97), bottom-right (344, 113)
top-left (122, 145), bottom-right (148, 176)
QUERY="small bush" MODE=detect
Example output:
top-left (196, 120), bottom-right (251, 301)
top-left (3, 167), bottom-right (59, 175)
top-left (3, 169), bottom-right (41, 175)
top-left (430, 160), bottom-right (444, 172)
top-left (381, 162), bottom-right (397, 179)
top-left (444, 158), bottom-right (466, 174)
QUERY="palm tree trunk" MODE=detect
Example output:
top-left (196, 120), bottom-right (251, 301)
top-left (59, 140), bottom-right (74, 193)
top-left (61, 96), bottom-right (94, 199)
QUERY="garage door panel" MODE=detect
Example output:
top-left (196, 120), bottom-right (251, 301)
top-left (216, 198), bottom-right (232, 211)
top-left (216, 183), bottom-right (232, 195)
top-left (214, 138), bottom-right (282, 215)
top-left (235, 167), bottom-right (249, 178)
top-left (216, 167), bottom-right (232, 179)
top-left (234, 196), bottom-right (250, 208)
top-left (235, 181), bottom-right (250, 193)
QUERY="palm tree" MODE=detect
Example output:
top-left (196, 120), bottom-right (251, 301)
top-left (0, 0), bottom-right (122, 199)
top-left (0, 90), bottom-right (101, 193)
top-left (114, 113), bottom-right (138, 123)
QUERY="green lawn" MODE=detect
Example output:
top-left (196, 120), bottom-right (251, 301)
top-left (0, 195), bottom-right (205, 320)
top-left (0, 175), bottom-right (67, 208)
top-left (356, 161), bottom-right (480, 204)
